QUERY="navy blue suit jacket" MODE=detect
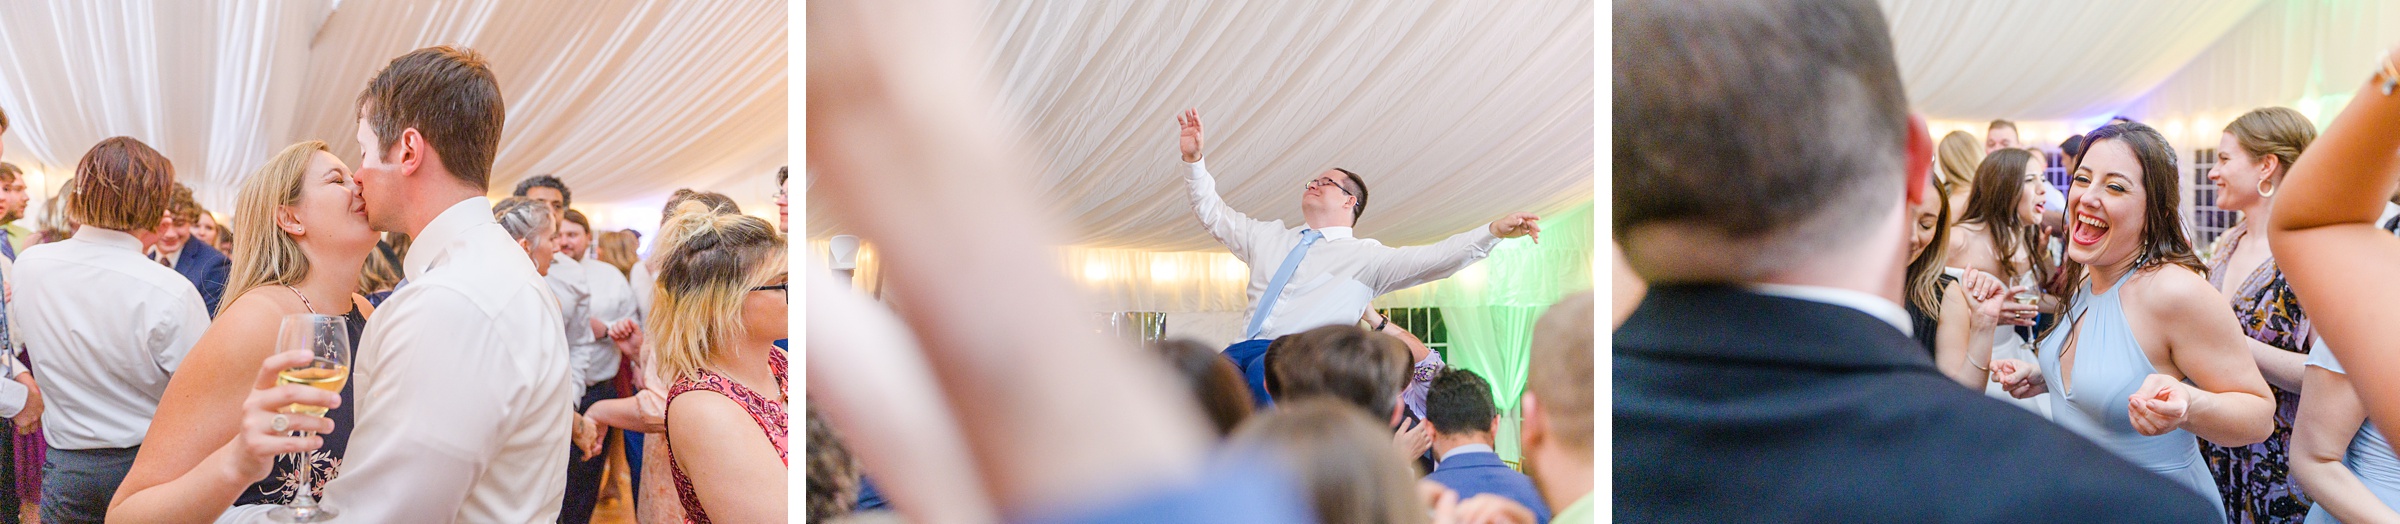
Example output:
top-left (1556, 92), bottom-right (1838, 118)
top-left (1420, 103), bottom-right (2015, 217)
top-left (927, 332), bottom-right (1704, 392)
top-left (1425, 451), bottom-right (1550, 523)
top-left (1616, 285), bottom-right (2218, 523)
top-left (170, 237), bottom-right (231, 317)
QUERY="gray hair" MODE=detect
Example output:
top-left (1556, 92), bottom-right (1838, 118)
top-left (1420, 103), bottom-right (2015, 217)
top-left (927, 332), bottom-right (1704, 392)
top-left (492, 196), bottom-right (555, 248)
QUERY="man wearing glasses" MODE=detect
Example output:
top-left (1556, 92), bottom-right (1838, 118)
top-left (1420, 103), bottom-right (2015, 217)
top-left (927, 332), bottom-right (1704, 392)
top-left (1173, 108), bottom-right (1540, 410)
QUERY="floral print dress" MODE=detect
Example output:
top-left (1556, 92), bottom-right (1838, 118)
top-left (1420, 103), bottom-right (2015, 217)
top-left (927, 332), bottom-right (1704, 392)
top-left (2202, 222), bottom-right (2313, 523)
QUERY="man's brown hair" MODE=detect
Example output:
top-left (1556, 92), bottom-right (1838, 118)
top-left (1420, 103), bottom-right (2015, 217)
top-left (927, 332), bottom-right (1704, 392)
top-left (1265, 325), bottom-right (1410, 420)
top-left (1614, 0), bottom-right (1912, 275)
top-left (358, 45), bottom-right (505, 190)
top-left (167, 183), bottom-right (205, 224)
top-left (68, 137), bottom-right (176, 231)
top-left (0, 162), bottom-right (19, 185)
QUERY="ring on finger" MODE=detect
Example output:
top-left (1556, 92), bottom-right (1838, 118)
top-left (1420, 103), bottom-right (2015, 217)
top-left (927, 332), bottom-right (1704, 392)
top-left (270, 414), bottom-right (290, 432)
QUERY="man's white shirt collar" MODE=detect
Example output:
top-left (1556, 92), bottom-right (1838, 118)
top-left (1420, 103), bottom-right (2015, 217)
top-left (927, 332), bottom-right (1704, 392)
top-left (1749, 283), bottom-right (1913, 336)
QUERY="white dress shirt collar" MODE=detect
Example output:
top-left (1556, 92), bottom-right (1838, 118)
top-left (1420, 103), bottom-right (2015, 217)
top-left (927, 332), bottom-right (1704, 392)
top-left (404, 197), bottom-right (495, 280)
top-left (2379, 202), bottom-right (2400, 229)
top-left (1749, 283), bottom-right (1913, 336)
top-left (1438, 443), bottom-right (1495, 461)
top-left (71, 226), bottom-right (145, 254)
top-left (1315, 226), bottom-right (1354, 240)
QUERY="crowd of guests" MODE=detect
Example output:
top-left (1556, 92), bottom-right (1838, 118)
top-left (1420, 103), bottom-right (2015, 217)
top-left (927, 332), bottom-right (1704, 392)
top-left (0, 44), bottom-right (788, 522)
top-left (1618, 0), bottom-right (2400, 522)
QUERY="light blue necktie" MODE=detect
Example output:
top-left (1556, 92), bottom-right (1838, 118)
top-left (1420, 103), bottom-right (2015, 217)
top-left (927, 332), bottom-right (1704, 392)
top-left (1244, 229), bottom-right (1322, 340)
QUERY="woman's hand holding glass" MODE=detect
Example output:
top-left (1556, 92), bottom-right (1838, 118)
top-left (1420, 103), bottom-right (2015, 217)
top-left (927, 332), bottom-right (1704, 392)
top-left (229, 349), bottom-right (338, 483)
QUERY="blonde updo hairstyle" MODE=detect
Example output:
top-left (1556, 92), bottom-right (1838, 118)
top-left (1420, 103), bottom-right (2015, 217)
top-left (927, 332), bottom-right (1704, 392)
top-left (648, 200), bottom-right (786, 384)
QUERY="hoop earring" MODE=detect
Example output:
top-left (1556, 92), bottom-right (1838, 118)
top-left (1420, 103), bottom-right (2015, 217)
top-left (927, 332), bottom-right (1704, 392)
top-left (2256, 177), bottom-right (2277, 198)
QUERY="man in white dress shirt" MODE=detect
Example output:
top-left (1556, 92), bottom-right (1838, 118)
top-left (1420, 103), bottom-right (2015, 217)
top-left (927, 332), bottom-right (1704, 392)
top-left (1171, 109), bottom-right (1541, 407)
top-left (14, 137), bottom-right (211, 524)
top-left (221, 45), bottom-right (579, 522)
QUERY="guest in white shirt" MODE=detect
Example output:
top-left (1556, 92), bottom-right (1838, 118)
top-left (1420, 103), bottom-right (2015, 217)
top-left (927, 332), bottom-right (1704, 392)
top-left (14, 136), bottom-right (211, 524)
top-left (1172, 108), bottom-right (1539, 411)
top-left (495, 196), bottom-right (611, 524)
top-left (215, 46), bottom-right (579, 523)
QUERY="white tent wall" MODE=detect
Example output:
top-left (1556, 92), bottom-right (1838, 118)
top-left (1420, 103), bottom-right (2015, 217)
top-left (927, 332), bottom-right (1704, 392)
top-left (0, 0), bottom-right (787, 236)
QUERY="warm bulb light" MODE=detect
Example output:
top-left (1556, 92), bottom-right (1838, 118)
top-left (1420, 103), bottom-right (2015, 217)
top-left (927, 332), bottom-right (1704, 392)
top-left (1150, 258), bottom-right (1180, 282)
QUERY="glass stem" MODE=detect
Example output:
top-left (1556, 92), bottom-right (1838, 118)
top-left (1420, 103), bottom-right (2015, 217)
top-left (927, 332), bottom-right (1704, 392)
top-left (294, 430), bottom-right (314, 507)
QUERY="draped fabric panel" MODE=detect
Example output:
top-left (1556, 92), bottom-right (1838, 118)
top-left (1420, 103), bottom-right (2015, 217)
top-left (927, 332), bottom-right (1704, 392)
top-left (1879, 0), bottom-right (2266, 121)
top-left (807, 0), bottom-right (1594, 253)
top-left (2119, 0), bottom-right (2400, 140)
top-left (0, 0), bottom-right (787, 235)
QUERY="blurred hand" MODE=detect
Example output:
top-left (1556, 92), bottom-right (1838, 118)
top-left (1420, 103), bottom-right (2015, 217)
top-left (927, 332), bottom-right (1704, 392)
top-left (1394, 418), bottom-right (1432, 461)
top-left (2128, 374), bottom-right (2192, 436)
top-left (1177, 109), bottom-right (1205, 163)
top-left (11, 373), bottom-right (38, 434)
top-left (1990, 359), bottom-right (2047, 398)
top-left (573, 414), bottom-right (603, 460)
top-left (1488, 213), bottom-right (1542, 243)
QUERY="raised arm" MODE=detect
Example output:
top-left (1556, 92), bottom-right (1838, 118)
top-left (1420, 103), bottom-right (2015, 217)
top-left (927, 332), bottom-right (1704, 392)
top-left (1177, 109), bottom-right (1281, 262)
top-left (1359, 214), bottom-right (1536, 294)
top-left (2272, 48), bottom-right (2400, 439)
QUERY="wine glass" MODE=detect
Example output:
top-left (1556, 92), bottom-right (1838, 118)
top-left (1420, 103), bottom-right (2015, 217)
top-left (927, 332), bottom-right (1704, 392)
top-left (268, 314), bottom-right (349, 523)
top-left (2013, 272), bottom-right (2042, 353)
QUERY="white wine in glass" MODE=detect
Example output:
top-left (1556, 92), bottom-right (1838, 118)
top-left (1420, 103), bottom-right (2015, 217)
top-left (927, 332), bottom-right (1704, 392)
top-left (270, 313), bottom-right (350, 523)
top-left (276, 366), bottom-right (348, 416)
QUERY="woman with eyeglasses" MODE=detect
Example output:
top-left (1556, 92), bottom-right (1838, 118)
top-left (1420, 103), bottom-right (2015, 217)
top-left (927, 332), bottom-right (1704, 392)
top-left (647, 199), bottom-right (788, 522)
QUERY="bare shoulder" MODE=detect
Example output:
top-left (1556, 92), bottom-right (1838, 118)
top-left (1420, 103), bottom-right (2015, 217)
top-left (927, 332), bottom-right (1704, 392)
top-left (2129, 265), bottom-right (2228, 321)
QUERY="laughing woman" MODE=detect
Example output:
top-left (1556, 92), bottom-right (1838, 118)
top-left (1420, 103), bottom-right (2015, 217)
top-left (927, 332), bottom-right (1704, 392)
top-left (2199, 107), bottom-right (2320, 523)
top-left (1992, 122), bottom-right (2276, 519)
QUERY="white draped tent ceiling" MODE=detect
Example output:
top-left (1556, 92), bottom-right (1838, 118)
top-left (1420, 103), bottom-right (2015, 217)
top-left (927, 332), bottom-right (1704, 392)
top-left (0, 0), bottom-right (787, 234)
top-left (806, 0), bottom-right (1596, 253)
top-left (1881, 0), bottom-right (2400, 148)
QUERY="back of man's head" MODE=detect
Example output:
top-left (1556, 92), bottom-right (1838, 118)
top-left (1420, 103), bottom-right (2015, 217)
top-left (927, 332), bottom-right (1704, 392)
top-left (1529, 292), bottom-right (1594, 454)
top-left (1613, 0), bottom-right (1912, 281)
top-left (1267, 325), bottom-right (1409, 421)
top-left (1427, 368), bottom-right (1496, 438)
top-left (358, 45), bottom-right (505, 190)
top-left (69, 137), bottom-right (176, 233)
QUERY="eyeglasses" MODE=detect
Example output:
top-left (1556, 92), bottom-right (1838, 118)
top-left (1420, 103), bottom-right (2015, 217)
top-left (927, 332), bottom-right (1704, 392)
top-left (750, 284), bottom-right (787, 293)
top-left (1305, 177), bottom-right (1354, 197)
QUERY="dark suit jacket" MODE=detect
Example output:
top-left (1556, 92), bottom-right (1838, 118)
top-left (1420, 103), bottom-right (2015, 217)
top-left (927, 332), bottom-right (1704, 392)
top-left (1425, 451), bottom-right (1551, 523)
top-left (170, 237), bottom-right (231, 317)
top-left (1615, 285), bottom-right (2217, 523)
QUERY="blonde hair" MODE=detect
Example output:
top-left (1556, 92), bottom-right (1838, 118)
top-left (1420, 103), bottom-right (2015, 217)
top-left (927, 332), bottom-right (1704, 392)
top-left (358, 240), bottom-right (401, 295)
top-left (2223, 107), bottom-right (2316, 185)
top-left (596, 230), bottom-right (640, 278)
top-left (1935, 130), bottom-right (1982, 192)
top-left (649, 201), bottom-right (786, 384)
top-left (222, 141), bottom-right (331, 317)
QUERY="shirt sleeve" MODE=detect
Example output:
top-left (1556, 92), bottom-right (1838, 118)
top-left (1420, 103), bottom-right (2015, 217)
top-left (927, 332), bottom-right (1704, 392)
top-left (313, 288), bottom-right (519, 519)
top-left (153, 286), bottom-right (211, 373)
top-left (1360, 226), bottom-right (1503, 294)
top-left (1185, 159), bottom-right (1285, 263)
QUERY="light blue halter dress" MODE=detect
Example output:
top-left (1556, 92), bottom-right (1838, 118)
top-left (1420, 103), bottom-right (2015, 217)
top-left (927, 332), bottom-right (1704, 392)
top-left (2037, 270), bottom-right (2226, 519)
